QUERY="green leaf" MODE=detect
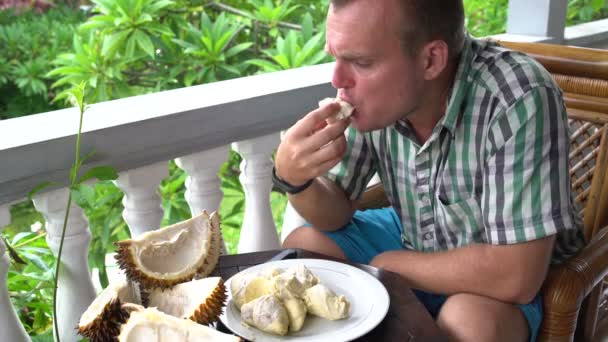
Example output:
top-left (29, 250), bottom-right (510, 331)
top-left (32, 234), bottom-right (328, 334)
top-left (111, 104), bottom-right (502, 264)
top-left (133, 30), bottom-right (155, 58)
top-left (101, 30), bottom-right (130, 57)
top-left (225, 42), bottom-right (253, 58)
top-left (72, 184), bottom-right (96, 208)
top-left (2, 236), bottom-right (27, 265)
top-left (28, 182), bottom-right (58, 201)
top-left (78, 166), bottom-right (119, 184)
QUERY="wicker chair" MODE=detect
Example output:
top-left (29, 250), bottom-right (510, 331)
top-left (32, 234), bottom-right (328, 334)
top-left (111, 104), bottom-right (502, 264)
top-left (358, 41), bottom-right (608, 342)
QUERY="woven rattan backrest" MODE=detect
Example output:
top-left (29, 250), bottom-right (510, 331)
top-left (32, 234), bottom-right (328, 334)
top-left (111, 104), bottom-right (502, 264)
top-left (498, 40), bottom-right (608, 241)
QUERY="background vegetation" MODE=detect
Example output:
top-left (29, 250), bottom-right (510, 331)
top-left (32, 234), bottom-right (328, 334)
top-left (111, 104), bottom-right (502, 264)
top-left (1, 0), bottom-right (607, 339)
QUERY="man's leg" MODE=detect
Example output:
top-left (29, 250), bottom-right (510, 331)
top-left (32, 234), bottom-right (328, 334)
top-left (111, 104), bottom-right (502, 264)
top-left (437, 293), bottom-right (530, 342)
top-left (282, 207), bottom-right (404, 264)
top-left (283, 226), bottom-right (347, 260)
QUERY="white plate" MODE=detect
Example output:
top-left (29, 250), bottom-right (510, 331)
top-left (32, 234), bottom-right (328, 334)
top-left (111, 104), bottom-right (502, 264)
top-left (219, 258), bottom-right (390, 342)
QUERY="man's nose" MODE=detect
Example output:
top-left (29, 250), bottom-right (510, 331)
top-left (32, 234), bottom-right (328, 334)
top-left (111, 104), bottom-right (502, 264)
top-left (331, 61), bottom-right (354, 89)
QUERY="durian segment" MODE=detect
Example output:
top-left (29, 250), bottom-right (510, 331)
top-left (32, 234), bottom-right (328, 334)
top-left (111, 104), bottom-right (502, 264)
top-left (241, 295), bottom-right (289, 336)
top-left (115, 210), bottom-right (221, 289)
top-left (147, 277), bottom-right (226, 325)
top-left (303, 284), bottom-right (350, 320)
top-left (285, 264), bottom-right (319, 290)
top-left (318, 95), bottom-right (354, 121)
top-left (230, 274), bottom-right (273, 310)
top-left (283, 298), bottom-right (307, 332)
top-left (269, 272), bottom-right (306, 300)
top-left (78, 279), bottom-right (141, 342)
top-left (118, 307), bottom-right (242, 342)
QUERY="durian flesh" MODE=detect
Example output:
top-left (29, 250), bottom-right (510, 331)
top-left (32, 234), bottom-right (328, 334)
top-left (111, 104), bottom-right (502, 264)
top-left (118, 307), bottom-right (241, 342)
top-left (147, 277), bottom-right (226, 325)
top-left (241, 295), bottom-right (290, 336)
top-left (78, 279), bottom-right (140, 342)
top-left (303, 283), bottom-right (350, 320)
top-left (115, 211), bottom-right (221, 289)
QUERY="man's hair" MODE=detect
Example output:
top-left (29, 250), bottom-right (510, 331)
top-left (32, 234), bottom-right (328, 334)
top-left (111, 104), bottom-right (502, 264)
top-left (330, 0), bottom-right (465, 59)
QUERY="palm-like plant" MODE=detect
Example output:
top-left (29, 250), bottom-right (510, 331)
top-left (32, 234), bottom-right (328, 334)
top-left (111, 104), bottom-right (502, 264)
top-left (172, 12), bottom-right (252, 84)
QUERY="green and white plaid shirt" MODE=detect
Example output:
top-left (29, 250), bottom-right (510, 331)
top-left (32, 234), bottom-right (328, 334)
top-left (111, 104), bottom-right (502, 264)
top-left (327, 36), bottom-right (584, 263)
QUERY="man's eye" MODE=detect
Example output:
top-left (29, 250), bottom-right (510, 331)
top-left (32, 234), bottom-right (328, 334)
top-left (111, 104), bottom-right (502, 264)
top-left (355, 60), bottom-right (372, 68)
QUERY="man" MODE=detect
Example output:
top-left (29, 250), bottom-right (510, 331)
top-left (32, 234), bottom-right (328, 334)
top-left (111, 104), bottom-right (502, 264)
top-left (273, 0), bottom-right (584, 341)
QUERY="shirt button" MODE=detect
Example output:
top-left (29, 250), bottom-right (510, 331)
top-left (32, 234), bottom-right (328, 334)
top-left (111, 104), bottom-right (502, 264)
top-left (423, 232), bottom-right (434, 240)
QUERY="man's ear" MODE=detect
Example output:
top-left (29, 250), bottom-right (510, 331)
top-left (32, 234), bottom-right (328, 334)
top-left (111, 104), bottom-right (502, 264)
top-left (420, 40), bottom-right (449, 80)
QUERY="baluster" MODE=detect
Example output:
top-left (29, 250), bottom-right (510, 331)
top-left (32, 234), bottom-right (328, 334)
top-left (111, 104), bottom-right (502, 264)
top-left (0, 204), bottom-right (31, 342)
top-left (114, 162), bottom-right (168, 237)
top-left (233, 133), bottom-right (281, 253)
top-left (33, 188), bottom-right (96, 342)
top-left (175, 146), bottom-right (230, 254)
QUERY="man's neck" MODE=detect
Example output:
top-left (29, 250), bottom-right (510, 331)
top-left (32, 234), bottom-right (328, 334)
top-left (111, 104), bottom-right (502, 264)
top-left (406, 60), bottom-right (459, 144)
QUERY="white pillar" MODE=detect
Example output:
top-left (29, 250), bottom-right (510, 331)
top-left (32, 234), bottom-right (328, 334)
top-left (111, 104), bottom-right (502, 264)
top-left (175, 146), bottom-right (230, 254)
top-left (0, 204), bottom-right (31, 342)
top-left (114, 162), bottom-right (168, 237)
top-left (33, 188), bottom-right (96, 342)
top-left (233, 133), bottom-right (281, 253)
top-left (507, 0), bottom-right (567, 41)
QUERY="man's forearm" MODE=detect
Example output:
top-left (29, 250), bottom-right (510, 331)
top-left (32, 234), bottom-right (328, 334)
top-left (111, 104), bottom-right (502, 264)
top-left (288, 177), bottom-right (355, 231)
top-left (371, 236), bottom-right (555, 304)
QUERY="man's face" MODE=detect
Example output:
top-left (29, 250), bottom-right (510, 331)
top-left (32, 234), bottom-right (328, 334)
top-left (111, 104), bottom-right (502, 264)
top-left (326, 0), bottom-right (425, 132)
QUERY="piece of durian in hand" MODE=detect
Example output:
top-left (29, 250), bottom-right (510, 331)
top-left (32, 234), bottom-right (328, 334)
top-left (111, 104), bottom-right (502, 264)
top-left (78, 279), bottom-right (141, 342)
top-left (241, 294), bottom-right (290, 336)
top-left (318, 93), bottom-right (354, 122)
top-left (230, 273), bottom-right (273, 310)
top-left (303, 284), bottom-right (350, 320)
top-left (118, 307), bottom-right (242, 342)
top-left (146, 277), bottom-right (226, 325)
top-left (283, 297), bottom-right (307, 332)
top-left (115, 211), bottom-right (221, 290)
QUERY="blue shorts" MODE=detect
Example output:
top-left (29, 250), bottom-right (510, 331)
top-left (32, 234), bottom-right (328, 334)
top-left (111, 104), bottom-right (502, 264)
top-left (319, 207), bottom-right (543, 342)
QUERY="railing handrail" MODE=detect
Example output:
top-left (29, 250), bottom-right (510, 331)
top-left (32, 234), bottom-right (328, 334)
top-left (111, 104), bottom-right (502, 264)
top-left (0, 63), bottom-right (335, 205)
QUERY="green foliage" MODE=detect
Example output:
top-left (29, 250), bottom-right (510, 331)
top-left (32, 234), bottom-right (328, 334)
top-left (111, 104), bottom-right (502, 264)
top-left (567, 0), bottom-right (608, 26)
top-left (463, 0), bottom-right (508, 36)
top-left (0, 6), bottom-right (85, 119)
top-left (248, 14), bottom-right (329, 72)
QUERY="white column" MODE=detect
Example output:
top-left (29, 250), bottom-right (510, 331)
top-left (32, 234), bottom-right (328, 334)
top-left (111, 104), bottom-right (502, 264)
top-left (33, 188), bottom-right (96, 342)
top-left (114, 162), bottom-right (168, 237)
top-left (233, 133), bottom-right (281, 253)
top-left (175, 146), bottom-right (230, 254)
top-left (507, 0), bottom-right (567, 41)
top-left (0, 204), bottom-right (31, 342)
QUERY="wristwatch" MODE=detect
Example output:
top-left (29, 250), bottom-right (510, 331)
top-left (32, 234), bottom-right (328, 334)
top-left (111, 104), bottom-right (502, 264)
top-left (271, 167), bottom-right (313, 194)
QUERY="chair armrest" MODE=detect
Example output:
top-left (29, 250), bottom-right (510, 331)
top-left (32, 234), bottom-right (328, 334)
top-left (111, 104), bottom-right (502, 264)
top-left (540, 226), bottom-right (608, 340)
top-left (357, 183), bottom-right (390, 210)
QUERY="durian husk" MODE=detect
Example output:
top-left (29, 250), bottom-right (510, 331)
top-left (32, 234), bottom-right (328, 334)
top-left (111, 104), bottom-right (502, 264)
top-left (115, 210), bottom-right (222, 290)
top-left (78, 280), bottom-right (140, 342)
top-left (147, 277), bottom-right (227, 325)
top-left (118, 307), bottom-right (243, 342)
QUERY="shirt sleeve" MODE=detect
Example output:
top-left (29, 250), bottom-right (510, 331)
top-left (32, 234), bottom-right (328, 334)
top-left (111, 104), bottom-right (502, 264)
top-left (326, 126), bottom-right (378, 201)
top-left (482, 86), bottom-right (580, 245)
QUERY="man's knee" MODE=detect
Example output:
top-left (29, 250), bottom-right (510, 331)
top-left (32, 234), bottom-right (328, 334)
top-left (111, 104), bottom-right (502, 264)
top-left (282, 226), bottom-right (346, 260)
top-left (436, 293), bottom-right (528, 342)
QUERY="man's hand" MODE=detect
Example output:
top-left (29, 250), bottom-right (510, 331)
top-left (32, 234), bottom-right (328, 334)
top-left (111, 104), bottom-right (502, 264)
top-left (275, 102), bottom-right (351, 186)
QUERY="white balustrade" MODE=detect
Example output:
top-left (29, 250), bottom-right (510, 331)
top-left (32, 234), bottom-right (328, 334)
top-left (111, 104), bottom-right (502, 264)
top-left (176, 146), bottom-right (230, 254)
top-left (0, 204), bottom-right (31, 342)
top-left (33, 188), bottom-right (96, 342)
top-left (233, 133), bottom-right (281, 253)
top-left (114, 162), bottom-right (168, 237)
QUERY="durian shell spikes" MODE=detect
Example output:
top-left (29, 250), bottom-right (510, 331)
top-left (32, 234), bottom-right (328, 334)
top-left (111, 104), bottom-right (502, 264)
top-left (77, 280), bottom-right (140, 342)
top-left (115, 210), bottom-right (221, 290)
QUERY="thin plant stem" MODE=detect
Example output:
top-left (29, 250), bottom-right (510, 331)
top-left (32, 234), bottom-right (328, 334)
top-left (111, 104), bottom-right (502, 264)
top-left (53, 95), bottom-right (85, 342)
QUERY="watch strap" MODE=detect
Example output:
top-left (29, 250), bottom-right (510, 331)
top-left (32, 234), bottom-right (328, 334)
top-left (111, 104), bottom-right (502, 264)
top-left (271, 167), bottom-right (313, 194)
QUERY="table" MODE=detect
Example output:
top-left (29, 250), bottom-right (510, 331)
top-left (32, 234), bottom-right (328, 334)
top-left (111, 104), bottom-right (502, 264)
top-left (211, 248), bottom-right (447, 341)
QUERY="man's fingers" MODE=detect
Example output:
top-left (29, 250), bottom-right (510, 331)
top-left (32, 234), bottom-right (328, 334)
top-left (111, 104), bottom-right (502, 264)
top-left (306, 118), bottom-right (350, 152)
top-left (291, 102), bottom-right (341, 138)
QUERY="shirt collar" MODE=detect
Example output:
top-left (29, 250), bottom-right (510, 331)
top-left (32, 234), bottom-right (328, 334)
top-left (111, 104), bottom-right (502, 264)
top-left (439, 34), bottom-right (474, 135)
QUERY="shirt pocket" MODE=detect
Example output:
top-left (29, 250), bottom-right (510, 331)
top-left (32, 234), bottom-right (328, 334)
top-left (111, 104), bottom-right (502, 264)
top-left (434, 196), bottom-right (485, 247)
